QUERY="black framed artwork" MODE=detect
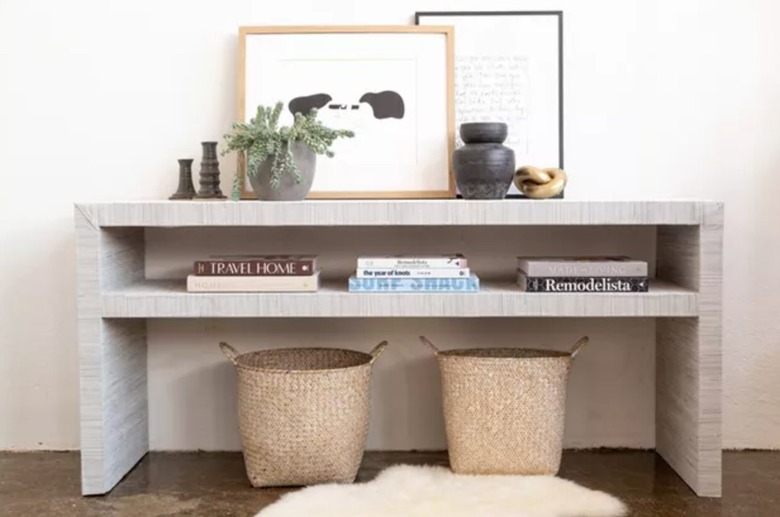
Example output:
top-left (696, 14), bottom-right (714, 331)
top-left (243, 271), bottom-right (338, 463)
top-left (416, 11), bottom-right (564, 198)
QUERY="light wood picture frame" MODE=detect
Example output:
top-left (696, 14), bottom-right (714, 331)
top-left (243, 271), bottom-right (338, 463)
top-left (237, 26), bottom-right (455, 200)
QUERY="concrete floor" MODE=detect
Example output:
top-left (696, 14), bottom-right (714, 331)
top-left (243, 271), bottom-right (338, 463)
top-left (1, 451), bottom-right (778, 516)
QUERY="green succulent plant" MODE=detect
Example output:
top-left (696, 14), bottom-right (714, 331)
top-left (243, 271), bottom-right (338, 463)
top-left (223, 102), bottom-right (355, 200)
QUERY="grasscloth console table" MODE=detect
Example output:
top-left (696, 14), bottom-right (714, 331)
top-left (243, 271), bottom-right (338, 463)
top-left (74, 200), bottom-right (723, 497)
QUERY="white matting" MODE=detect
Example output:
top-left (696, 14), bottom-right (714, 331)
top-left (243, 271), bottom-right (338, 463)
top-left (256, 465), bottom-right (627, 517)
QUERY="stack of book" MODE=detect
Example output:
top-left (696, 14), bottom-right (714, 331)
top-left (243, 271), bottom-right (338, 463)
top-left (348, 254), bottom-right (479, 293)
top-left (516, 256), bottom-right (649, 293)
top-left (187, 255), bottom-right (319, 292)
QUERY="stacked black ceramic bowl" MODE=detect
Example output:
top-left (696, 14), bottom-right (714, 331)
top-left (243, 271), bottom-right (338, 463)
top-left (452, 122), bottom-right (516, 199)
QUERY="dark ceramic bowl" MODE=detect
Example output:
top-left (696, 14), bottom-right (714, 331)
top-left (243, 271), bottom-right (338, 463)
top-left (459, 122), bottom-right (508, 144)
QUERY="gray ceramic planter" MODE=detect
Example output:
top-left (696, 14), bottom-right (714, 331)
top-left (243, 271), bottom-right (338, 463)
top-left (453, 122), bottom-right (516, 200)
top-left (249, 142), bottom-right (317, 201)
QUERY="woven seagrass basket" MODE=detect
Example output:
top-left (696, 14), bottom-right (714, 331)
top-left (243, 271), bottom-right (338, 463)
top-left (220, 341), bottom-right (388, 487)
top-left (420, 335), bottom-right (588, 476)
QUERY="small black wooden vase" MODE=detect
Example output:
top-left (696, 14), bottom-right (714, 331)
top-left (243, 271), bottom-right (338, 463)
top-left (195, 141), bottom-right (226, 199)
top-left (452, 122), bottom-right (516, 200)
top-left (169, 159), bottom-right (197, 200)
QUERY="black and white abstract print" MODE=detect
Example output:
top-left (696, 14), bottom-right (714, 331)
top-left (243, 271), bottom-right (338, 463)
top-left (289, 91), bottom-right (405, 120)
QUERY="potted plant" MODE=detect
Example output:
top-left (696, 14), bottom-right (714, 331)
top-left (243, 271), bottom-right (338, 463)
top-left (224, 102), bottom-right (354, 201)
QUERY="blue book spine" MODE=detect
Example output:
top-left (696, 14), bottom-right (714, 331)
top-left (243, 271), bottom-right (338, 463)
top-left (348, 275), bottom-right (480, 293)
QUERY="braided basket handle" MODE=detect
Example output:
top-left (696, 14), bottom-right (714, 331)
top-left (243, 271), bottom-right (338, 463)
top-left (219, 342), bottom-right (241, 365)
top-left (418, 336), bottom-right (439, 355)
top-left (570, 336), bottom-right (589, 359)
top-left (369, 341), bottom-right (389, 364)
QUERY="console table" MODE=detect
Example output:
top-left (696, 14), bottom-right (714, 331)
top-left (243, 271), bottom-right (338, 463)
top-left (74, 200), bottom-right (723, 496)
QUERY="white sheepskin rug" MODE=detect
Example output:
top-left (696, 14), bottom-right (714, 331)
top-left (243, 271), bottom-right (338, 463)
top-left (256, 465), bottom-right (628, 517)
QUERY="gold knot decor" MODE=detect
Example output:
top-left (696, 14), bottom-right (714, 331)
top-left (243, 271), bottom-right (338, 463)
top-left (514, 166), bottom-right (567, 199)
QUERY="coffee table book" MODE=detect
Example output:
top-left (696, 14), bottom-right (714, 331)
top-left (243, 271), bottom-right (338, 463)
top-left (187, 272), bottom-right (320, 292)
top-left (517, 256), bottom-right (648, 277)
top-left (349, 275), bottom-right (480, 293)
top-left (194, 255), bottom-right (317, 276)
top-left (357, 255), bottom-right (467, 269)
top-left (356, 267), bottom-right (470, 279)
top-left (517, 272), bottom-right (649, 293)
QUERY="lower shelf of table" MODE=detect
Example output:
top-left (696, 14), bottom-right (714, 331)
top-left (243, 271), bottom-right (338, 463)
top-left (100, 279), bottom-right (698, 318)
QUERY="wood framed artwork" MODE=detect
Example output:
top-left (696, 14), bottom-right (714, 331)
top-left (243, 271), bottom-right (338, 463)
top-left (416, 12), bottom-right (564, 198)
top-left (237, 26), bottom-right (455, 199)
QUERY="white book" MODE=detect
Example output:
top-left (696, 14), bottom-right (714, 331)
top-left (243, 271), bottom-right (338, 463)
top-left (187, 272), bottom-right (319, 292)
top-left (517, 256), bottom-right (648, 277)
top-left (356, 268), bottom-right (471, 279)
top-left (357, 255), bottom-right (467, 269)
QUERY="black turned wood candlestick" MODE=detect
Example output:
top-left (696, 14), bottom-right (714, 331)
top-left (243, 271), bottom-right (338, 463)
top-left (195, 141), bottom-right (226, 199)
top-left (169, 159), bottom-right (197, 200)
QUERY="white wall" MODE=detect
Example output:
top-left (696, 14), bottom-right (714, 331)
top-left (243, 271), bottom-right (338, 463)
top-left (1, 0), bottom-right (779, 451)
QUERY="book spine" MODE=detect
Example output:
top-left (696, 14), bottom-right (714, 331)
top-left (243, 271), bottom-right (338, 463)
top-left (348, 276), bottom-right (479, 292)
top-left (356, 268), bottom-right (470, 279)
top-left (357, 257), bottom-right (467, 269)
top-left (518, 275), bottom-right (649, 293)
top-left (193, 259), bottom-right (316, 276)
top-left (187, 273), bottom-right (319, 292)
top-left (518, 261), bottom-right (647, 277)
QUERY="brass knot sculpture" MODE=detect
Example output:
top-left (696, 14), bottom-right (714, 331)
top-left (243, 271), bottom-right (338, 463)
top-left (514, 166), bottom-right (567, 199)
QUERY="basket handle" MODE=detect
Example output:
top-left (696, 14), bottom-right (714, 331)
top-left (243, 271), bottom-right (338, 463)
top-left (369, 341), bottom-right (389, 364)
top-left (418, 336), bottom-right (439, 355)
top-left (570, 336), bottom-right (589, 359)
top-left (219, 342), bottom-right (241, 365)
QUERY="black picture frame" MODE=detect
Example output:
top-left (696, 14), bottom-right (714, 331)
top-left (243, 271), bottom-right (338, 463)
top-left (415, 11), bottom-right (564, 199)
